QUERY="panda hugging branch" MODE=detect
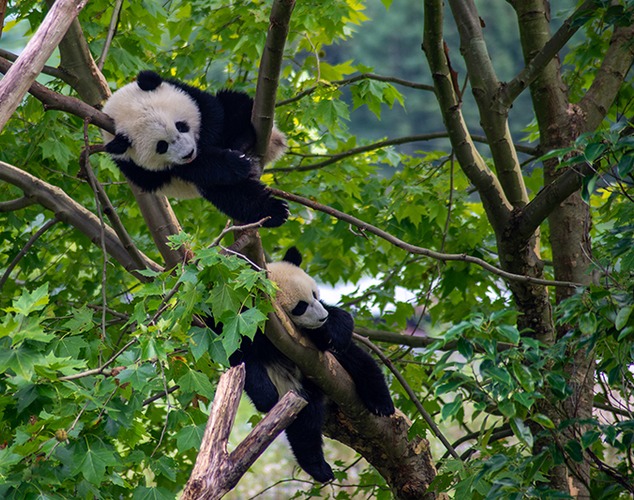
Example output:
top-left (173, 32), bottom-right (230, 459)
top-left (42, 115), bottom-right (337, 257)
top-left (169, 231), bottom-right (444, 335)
top-left (218, 248), bottom-right (395, 483)
top-left (102, 70), bottom-right (289, 227)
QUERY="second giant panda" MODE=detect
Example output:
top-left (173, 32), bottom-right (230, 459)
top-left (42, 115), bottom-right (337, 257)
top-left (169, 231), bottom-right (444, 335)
top-left (228, 248), bottom-right (395, 482)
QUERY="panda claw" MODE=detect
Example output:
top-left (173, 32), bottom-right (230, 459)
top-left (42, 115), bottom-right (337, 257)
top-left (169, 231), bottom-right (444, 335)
top-left (261, 198), bottom-right (289, 228)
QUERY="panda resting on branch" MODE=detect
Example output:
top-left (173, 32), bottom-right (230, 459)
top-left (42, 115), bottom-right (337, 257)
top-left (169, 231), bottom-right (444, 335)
top-left (102, 70), bottom-right (289, 227)
top-left (225, 248), bottom-right (395, 483)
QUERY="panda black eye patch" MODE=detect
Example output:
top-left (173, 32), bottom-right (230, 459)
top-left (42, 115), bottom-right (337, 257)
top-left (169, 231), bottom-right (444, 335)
top-left (291, 301), bottom-right (309, 316)
top-left (175, 121), bottom-right (189, 133)
top-left (156, 140), bottom-right (169, 154)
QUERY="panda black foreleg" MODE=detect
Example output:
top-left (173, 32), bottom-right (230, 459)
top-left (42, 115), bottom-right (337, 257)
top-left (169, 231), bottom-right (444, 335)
top-left (115, 159), bottom-right (173, 192)
top-left (198, 179), bottom-right (289, 227)
top-left (335, 343), bottom-right (395, 417)
top-left (301, 304), bottom-right (353, 353)
top-left (284, 384), bottom-right (334, 483)
top-left (175, 149), bottom-right (253, 186)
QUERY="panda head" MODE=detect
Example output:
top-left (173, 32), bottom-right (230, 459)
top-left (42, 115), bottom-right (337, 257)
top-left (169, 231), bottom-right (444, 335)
top-left (102, 71), bottom-right (201, 171)
top-left (268, 248), bottom-right (329, 329)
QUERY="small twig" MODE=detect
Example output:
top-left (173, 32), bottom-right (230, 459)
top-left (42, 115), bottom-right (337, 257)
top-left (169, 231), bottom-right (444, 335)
top-left (58, 338), bottom-right (138, 381)
top-left (353, 333), bottom-right (462, 461)
top-left (97, 0), bottom-right (124, 70)
top-left (210, 217), bottom-right (271, 247)
top-left (0, 217), bottom-right (60, 292)
top-left (143, 385), bottom-right (180, 406)
top-left (270, 187), bottom-right (581, 289)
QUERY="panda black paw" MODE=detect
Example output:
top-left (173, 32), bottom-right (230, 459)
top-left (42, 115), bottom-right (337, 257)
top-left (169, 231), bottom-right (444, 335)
top-left (304, 461), bottom-right (334, 483)
top-left (261, 197), bottom-right (289, 228)
top-left (226, 150), bottom-right (255, 181)
top-left (364, 397), bottom-right (395, 417)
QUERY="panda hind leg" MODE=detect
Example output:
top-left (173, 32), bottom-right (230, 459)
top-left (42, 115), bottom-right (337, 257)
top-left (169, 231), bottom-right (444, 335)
top-left (336, 343), bottom-right (395, 417)
top-left (285, 391), bottom-right (334, 483)
top-left (242, 359), bottom-right (280, 413)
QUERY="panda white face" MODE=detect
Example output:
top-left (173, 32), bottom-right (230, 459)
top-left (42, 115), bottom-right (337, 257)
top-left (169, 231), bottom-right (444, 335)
top-left (102, 81), bottom-right (201, 171)
top-left (268, 261), bottom-right (329, 329)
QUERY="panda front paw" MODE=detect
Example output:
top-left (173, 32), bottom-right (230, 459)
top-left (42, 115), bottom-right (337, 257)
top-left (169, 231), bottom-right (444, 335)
top-left (227, 150), bottom-right (255, 181)
top-left (261, 197), bottom-right (289, 228)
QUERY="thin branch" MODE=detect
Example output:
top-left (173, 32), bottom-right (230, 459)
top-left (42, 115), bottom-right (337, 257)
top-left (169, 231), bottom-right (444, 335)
top-left (0, 196), bottom-right (36, 212)
top-left (0, 56), bottom-right (115, 133)
top-left (0, 218), bottom-right (60, 291)
top-left (353, 334), bottom-right (462, 461)
top-left (0, 48), bottom-right (68, 81)
top-left (80, 122), bottom-right (149, 271)
top-left (58, 338), bottom-right (137, 381)
top-left (0, 0), bottom-right (88, 131)
top-left (277, 73), bottom-right (434, 107)
top-left (270, 187), bottom-right (580, 288)
top-left (97, 0), bottom-right (124, 70)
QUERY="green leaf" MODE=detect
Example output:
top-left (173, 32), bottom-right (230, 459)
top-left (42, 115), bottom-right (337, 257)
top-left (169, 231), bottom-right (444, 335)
top-left (74, 443), bottom-right (119, 485)
top-left (578, 311), bottom-right (597, 335)
top-left (175, 424), bottom-right (205, 451)
top-left (532, 414), bottom-right (556, 430)
top-left (177, 369), bottom-right (216, 399)
top-left (116, 364), bottom-right (157, 390)
top-left (615, 305), bottom-right (632, 331)
top-left (565, 440), bottom-right (584, 462)
top-left (6, 284), bottom-right (49, 315)
top-left (509, 417), bottom-right (533, 448)
top-left (512, 362), bottom-right (535, 392)
top-left (0, 346), bottom-right (42, 380)
top-left (132, 487), bottom-right (176, 500)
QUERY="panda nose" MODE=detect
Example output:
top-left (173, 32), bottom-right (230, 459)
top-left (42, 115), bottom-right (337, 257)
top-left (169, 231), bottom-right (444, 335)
top-left (182, 150), bottom-right (195, 161)
top-left (319, 315), bottom-right (328, 323)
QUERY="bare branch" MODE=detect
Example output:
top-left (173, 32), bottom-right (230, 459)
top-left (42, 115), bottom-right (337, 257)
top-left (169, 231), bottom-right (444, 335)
top-left (97, 0), bottom-right (124, 71)
top-left (58, 338), bottom-right (137, 382)
top-left (0, 0), bottom-right (88, 131)
top-left (270, 187), bottom-right (580, 288)
top-left (0, 196), bottom-right (35, 212)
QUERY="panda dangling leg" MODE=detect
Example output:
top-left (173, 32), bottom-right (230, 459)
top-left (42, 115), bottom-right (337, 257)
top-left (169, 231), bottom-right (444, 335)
top-left (334, 344), bottom-right (395, 417)
top-left (284, 382), bottom-right (335, 483)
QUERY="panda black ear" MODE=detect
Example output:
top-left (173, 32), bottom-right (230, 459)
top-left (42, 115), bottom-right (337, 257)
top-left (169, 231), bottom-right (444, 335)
top-left (105, 133), bottom-right (132, 155)
top-left (137, 71), bottom-right (162, 91)
top-left (283, 247), bottom-right (302, 267)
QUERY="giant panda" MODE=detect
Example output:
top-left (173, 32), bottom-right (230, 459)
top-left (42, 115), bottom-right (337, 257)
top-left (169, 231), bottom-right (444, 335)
top-left (226, 248), bottom-right (395, 483)
top-left (101, 70), bottom-right (289, 227)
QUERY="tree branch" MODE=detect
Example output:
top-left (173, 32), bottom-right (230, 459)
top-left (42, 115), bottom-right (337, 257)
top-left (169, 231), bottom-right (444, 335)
top-left (270, 187), bottom-right (580, 288)
top-left (499, 0), bottom-right (596, 110)
top-left (448, 0), bottom-right (528, 208)
top-left (578, 23), bottom-right (634, 132)
top-left (0, 0), bottom-right (88, 131)
top-left (181, 365), bottom-right (308, 500)
top-left (251, 0), bottom-right (295, 167)
top-left (422, 0), bottom-right (512, 234)
top-left (0, 161), bottom-right (161, 279)
top-left (276, 72), bottom-right (434, 107)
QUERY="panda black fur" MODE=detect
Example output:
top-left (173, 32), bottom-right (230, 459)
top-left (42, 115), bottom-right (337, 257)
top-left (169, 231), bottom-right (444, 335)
top-left (102, 70), bottom-right (289, 227)
top-left (227, 248), bottom-right (395, 483)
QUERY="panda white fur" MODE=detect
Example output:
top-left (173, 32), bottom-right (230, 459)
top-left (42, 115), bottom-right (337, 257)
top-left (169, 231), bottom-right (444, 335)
top-left (102, 70), bottom-right (289, 227)
top-left (224, 248), bottom-right (395, 483)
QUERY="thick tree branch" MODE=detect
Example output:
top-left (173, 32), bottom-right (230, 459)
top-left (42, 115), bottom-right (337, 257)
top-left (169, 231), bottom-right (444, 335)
top-left (0, 161), bottom-right (161, 279)
top-left (448, 0), bottom-right (528, 208)
top-left (182, 365), bottom-right (308, 500)
top-left (422, 0), bottom-right (512, 234)
top-left (251, 0), bottom-right (295, 166)
top-left (578, 23), bottom-right (634, 132)
top-left (0, 0), bottom-right (87, 131)
top-left (270, 187), bottom-right (580, 288)
top-left (499, 0), bottom-right (596, 109)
